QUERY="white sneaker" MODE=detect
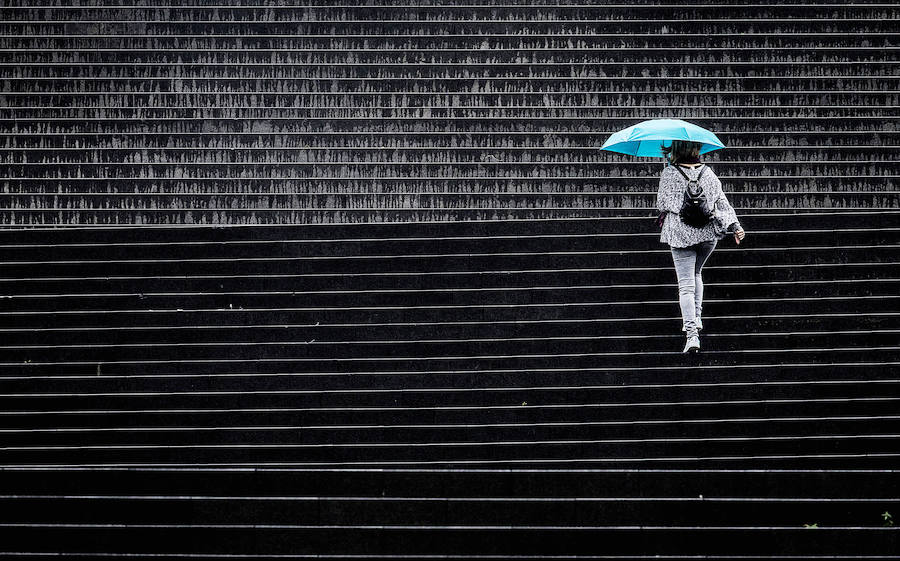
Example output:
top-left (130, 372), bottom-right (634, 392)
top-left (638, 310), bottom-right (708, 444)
top-left (682, 318), bottom-right (703, 332)
top-left (683, 335), bottom-right (700, 353)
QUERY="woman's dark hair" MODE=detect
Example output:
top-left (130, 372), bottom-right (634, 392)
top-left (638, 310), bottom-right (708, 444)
top-left (660, 140), bottom-right (703, 164)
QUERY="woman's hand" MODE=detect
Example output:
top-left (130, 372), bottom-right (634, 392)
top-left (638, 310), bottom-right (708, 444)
top-left (734, 228), bottom-right (746, 245)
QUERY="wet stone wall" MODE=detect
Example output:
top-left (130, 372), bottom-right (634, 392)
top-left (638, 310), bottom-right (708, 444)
top-left (1, 1), bottom-right (898, 226)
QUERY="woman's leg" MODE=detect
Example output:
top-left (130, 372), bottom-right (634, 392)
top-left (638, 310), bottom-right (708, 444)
top-left (693, 240), bottom-right (717, 324)
top-left (671, 246), bottom-right (699, 337)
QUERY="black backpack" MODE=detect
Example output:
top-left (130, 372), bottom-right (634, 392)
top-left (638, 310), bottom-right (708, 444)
top-left (674, 164), bottom-right (713, 228)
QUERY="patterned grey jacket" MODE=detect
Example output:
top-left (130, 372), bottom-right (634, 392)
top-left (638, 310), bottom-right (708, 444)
top-left (656, 163), bottom-right (742, 248)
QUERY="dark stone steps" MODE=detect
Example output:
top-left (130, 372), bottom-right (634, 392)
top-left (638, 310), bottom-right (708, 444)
top-left (0, 433), bottom-right (896, 466)
top-left (0, 468), bottom-right (893, 498)
top-left (0, 363), bottom-right (895, 390)
top-left (2, 314), bottom-right (900, 347)
top-left (0, 495), bottom-right (894, 527)
top-left (2, 332), bottom-right (897, 364)
top-left (2, 417), bottom-right (898, 448)
top-left (2, 275), bottom-right (898, 298)
top-left (1, 376), bottom-right (895, 408)
top-left (1, 281), bottom-right (897, 311)
top-left (2, 246), bottom-right (898, 279)
top-left (0, 228), bottom-right (896, 261)
top-left (3, 347), bottom-right (899, 377)
top-left (1, 398), bottom-right (896, 431)
top-left (0, 525), bottom-right (896, 557)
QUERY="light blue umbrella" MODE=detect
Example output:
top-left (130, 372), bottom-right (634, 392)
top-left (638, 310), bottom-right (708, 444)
top-left (600, 119), bottom-right (726, 158)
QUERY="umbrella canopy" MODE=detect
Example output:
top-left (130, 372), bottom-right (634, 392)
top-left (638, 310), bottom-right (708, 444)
top-left (600, 119), bottom-right (726, 158)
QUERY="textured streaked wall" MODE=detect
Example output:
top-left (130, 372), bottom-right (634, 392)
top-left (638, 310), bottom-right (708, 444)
top-left (1, 2), bottom-right (897, 226)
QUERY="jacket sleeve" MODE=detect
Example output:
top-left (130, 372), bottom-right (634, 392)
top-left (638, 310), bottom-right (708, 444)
top-left (711, 172), bottom-right (741, 231)
top-left (656, 168), bottom-right (682, 214)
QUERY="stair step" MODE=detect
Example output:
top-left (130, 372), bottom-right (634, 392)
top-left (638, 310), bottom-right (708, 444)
top-left (1, 212), bottom-right (897, 242)
top-left (0, 524), bottom-right (896, 556)
top-left (0, 468), bottom-right (894, 497)
top-left (1, 228), bottom-right (898, 262)
top-left (0, 432), bottom-right (896, 466)
top-left (1, 495), bottom-right (895, 527)
top-left (2, 398), bottom-right (897, 431)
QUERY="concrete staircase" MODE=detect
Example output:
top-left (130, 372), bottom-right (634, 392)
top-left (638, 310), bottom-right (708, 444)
top-left (1, 1), bottom-right (898, 557)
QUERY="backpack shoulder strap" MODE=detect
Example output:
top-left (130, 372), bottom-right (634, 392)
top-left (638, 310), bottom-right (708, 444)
top-left (673, 165), bottom-right (692, 182)
top-left (674, 164), bottom-right (707, 184)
